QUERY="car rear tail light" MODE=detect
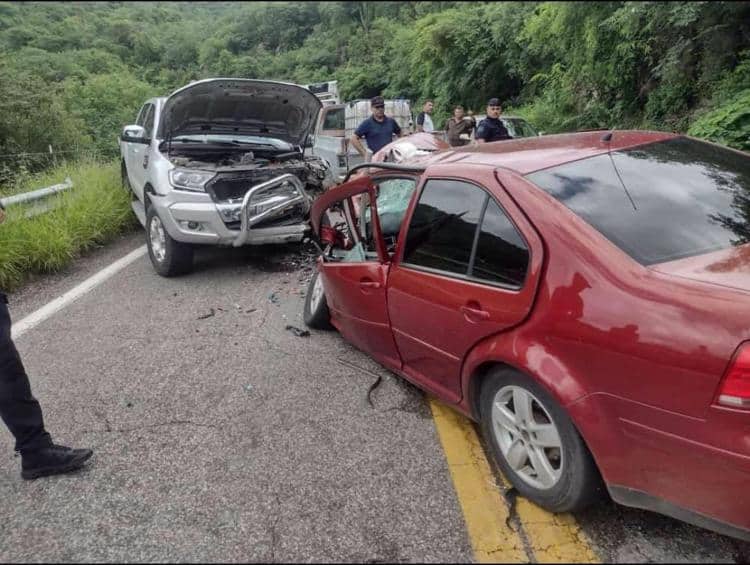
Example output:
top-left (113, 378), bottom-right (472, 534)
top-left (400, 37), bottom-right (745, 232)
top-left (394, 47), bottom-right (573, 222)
top-left (717, 344), bottom-right (750, 408)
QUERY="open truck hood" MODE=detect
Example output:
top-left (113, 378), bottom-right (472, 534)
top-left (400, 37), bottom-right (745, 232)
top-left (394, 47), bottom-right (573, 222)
top-left (158, 78), bottom-right (322, 147)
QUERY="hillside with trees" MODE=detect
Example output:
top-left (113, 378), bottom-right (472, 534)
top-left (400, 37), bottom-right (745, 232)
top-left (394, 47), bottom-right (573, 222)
top-left (1, 1), bottom-right (749, 185)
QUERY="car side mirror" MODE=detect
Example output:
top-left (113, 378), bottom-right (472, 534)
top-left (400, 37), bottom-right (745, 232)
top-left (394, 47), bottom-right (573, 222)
top-left (304, 134), bottom-right (314, 148)
top-left (121, 124), bottom-right (149, 144)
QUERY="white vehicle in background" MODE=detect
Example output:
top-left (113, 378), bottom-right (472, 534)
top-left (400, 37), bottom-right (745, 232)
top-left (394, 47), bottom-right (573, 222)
top-left (311, 98), bottom-right (413, 181)
top-left (119, 78), bottom-right (333, 277)
top-left (304, 80), bottom-right (340, 106)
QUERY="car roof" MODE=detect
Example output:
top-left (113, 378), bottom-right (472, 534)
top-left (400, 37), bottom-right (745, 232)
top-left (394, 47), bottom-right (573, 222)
top-left (418, 130), bottom-right (679, 175)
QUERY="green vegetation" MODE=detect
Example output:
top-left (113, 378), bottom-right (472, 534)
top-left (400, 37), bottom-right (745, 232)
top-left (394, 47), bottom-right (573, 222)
top-left (1, 1), bottom-right (748, 173)
top-left (0, 160), bottom-right (136, 291)
top-left (0, 2), bottom-right (748, 286)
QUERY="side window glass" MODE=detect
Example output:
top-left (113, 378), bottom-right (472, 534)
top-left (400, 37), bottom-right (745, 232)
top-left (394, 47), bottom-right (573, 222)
top-left (135, 104), bottom-right (149, 126)
top-left (402, 180), bottom-right (486, 275)
top-left (142, 105), bottom-right (155, 138)
top-left (322, 108), bottom-right (345, 131)
top-left (320, 193), bottom-right (376, 264)
top-left (471, 199), bottom-right (529, 287)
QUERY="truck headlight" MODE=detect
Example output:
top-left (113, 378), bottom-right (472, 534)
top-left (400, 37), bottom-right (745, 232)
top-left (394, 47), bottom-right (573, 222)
top-left (169, 168), bottom-right (215, 192)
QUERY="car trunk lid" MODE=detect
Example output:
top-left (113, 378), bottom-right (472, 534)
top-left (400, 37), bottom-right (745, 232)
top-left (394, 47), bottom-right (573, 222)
top-left (651, 243), bottom-right (750, 294)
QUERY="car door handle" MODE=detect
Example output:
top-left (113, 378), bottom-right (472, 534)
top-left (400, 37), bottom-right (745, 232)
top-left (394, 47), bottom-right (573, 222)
top-left (460, 305), bottom-right (490, 321)
top-left (359, 279), bottom-right (381, 289)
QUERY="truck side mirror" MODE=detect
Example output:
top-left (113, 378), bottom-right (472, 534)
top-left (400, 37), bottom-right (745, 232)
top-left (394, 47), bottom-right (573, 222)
top-left (304, 135), bottom-right (314, 148)
top-left (121, 125), bottom-right (149, 144)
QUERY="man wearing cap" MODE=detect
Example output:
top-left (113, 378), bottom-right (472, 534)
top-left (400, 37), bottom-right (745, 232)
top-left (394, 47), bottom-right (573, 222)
top-left (350, 96), bottom-right (403, 158)
top-left (476, 98), bottom-right (511, 144)
top-left (0, 200), bottom-right (94, 480)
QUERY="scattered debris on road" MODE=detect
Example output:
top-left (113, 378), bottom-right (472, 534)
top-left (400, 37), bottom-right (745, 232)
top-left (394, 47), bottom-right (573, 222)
top-left (197, 308), bottom-right (216, 320)
top-left (367, 376), bottom-right (383, 408)
top-left (285, 325), bottom-right (310, 338)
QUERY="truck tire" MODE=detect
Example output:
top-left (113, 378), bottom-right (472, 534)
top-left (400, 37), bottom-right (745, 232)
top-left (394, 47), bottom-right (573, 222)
top-left (146, 205), bottom-right (194, 277)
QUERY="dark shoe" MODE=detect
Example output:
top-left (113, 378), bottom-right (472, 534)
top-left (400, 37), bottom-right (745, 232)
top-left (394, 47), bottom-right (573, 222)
top-left (21, 444), bottom-right (93, 480)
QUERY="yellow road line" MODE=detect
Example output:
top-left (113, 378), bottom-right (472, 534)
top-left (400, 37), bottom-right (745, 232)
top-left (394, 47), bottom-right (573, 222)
top-left (429, 398), bottom-right (600, 564)
top-left (513, 497), bottom-right (599, 563)
top-left (429, 399), bottom-right (527, 563)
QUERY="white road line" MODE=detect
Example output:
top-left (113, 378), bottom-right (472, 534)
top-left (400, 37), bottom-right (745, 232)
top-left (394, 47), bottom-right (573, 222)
top-left (11, 245), bottom-right (148, 340)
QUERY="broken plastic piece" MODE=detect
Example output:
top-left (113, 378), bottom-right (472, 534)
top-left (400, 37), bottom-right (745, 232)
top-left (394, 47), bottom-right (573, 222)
top-left (285, 325), bottom-right (310, 337)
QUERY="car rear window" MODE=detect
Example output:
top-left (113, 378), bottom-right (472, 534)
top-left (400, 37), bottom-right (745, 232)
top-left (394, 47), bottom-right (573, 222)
top-left (526, 137), bottom-right (750, 265)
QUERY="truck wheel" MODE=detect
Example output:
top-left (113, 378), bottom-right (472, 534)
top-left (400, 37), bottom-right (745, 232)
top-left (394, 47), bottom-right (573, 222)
top-left (479, 367), bottom-right (604, 513)
top-left (303, 270), bottom-right (333, 330)
top-left (146, 206), bottom-right (194, 277)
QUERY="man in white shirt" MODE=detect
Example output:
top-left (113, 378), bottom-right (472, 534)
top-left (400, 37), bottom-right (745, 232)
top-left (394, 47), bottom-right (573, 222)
top-left (416, 100), bottom-right (435, 133)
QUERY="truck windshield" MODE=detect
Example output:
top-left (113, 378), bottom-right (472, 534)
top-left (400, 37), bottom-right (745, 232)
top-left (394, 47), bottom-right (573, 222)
top-left (527, 137), bottom-right (750, 265)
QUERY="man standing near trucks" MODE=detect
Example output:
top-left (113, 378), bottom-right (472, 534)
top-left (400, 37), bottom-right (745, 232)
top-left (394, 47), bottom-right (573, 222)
top-left (444, 105), bottom-right (475, 147)
top-left (351, 96), bottom-right (403, 158)
top-left (415, 100), bottom-right (435, 133)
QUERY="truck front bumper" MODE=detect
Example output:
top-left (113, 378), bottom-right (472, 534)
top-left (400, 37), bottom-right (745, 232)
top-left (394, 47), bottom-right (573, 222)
top-left (153, 174), bottom-right (312, 247)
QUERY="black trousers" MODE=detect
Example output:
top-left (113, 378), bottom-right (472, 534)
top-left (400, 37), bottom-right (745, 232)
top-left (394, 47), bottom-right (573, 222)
top-left (0, 293), bottom-right (52, 453)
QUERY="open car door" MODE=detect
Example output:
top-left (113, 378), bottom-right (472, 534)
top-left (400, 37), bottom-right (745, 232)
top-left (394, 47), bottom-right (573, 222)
top-left (310, 177), bottom-right (402, 369)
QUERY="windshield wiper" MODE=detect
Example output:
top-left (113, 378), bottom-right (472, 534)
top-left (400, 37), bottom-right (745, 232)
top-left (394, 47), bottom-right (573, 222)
top-left (172, 138), bottom-right (279, 149)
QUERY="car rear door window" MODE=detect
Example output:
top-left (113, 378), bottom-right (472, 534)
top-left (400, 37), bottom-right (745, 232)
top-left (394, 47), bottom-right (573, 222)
top-left (471, 198), bottom-right (529, 287)
top-left (402, 180), bottom-right (486, 275)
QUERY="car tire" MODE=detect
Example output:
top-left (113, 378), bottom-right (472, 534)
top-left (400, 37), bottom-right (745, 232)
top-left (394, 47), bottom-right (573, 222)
top-left (479, 367), bottom-right (603, 513)
top-left (146, 205), bottom-right (194, 277)
top-left (303, 270), bottom-right (333, 330)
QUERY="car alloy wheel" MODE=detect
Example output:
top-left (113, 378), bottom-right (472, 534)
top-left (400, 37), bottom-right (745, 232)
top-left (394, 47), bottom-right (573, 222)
top-left (491, 385), bottom-right (563, 490)
top-left (309, 272), bottom-right (325, 314)
top-left (149, 215), bottom-right (167, 264)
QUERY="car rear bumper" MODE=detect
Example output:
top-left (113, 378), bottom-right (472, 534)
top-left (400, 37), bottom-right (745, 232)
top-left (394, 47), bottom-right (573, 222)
top-left (152, 174), bottom-right (311, 246)
top-left (609, 485), bottom-right (750, 542)
top-left (569, 393), bottom-right (750, 540)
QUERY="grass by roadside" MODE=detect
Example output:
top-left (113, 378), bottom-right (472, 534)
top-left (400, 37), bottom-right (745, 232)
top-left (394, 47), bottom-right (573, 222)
top-left (0, 159), bottom-right (137, 291)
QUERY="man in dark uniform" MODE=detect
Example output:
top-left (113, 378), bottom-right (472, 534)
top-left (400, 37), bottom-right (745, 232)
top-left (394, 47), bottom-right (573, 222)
top-left (476, 98), bottom-right (511, 144)
top-left (0, 200), bottom-right (93, 480)
top-left (350, 96), bottom-right (403, 158)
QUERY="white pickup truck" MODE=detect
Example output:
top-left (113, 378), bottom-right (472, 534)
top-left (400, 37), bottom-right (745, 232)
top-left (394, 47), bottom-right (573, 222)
top-left (310, 99), bottom-right (413, 181)
top-left (119, 78), bottom-right (333, 277)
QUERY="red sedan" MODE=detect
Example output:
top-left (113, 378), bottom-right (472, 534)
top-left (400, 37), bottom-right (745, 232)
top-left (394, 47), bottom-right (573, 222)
top-left (303, 130), bottom-right (750, 541)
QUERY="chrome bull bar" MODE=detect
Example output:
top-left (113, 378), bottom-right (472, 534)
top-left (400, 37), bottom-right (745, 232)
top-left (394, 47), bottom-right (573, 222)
top-left (232, 173), bottom-right (311, 247)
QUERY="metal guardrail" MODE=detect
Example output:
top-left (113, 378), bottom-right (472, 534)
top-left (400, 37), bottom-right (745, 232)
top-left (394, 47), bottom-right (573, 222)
top-left (0, 177), bottom-right (74, 218)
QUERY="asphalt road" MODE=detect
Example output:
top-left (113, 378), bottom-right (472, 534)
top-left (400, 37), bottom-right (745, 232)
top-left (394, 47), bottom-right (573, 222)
top-left (1, 230), bottom-right (748, 563)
